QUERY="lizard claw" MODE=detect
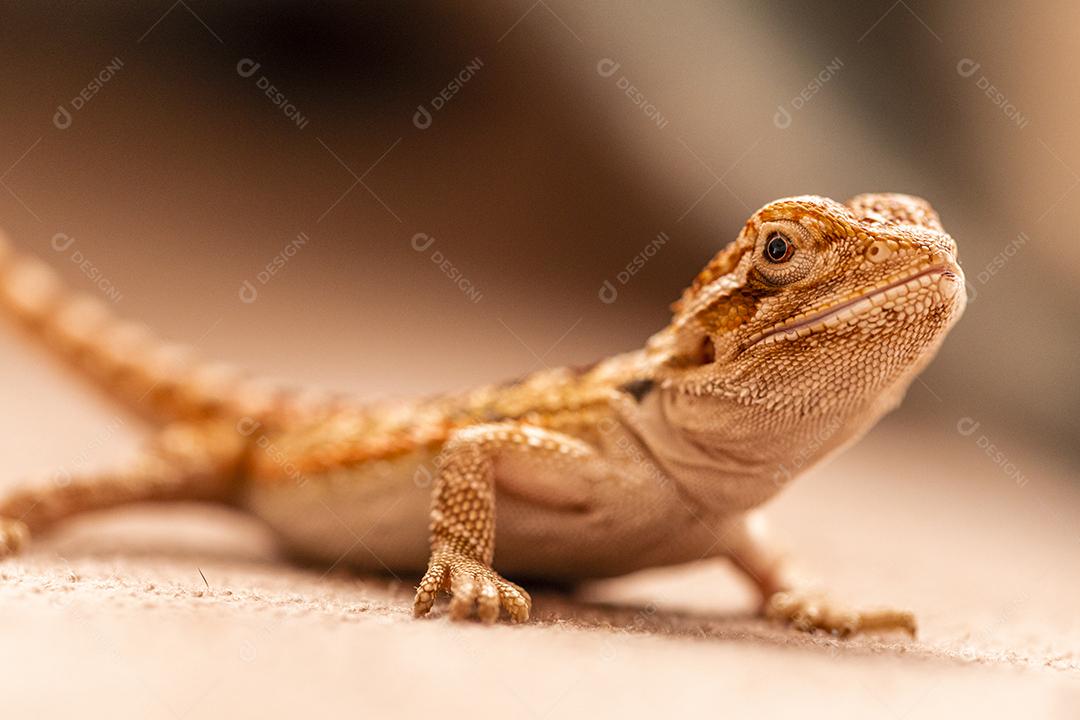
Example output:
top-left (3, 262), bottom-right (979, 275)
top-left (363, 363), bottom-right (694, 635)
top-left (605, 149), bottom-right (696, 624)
top-left (765, 590), bottom-right (916, 638)
top-left (413, 551), bottom-right (531, 623)
top-left (0, 518), bottom-right (29, 558)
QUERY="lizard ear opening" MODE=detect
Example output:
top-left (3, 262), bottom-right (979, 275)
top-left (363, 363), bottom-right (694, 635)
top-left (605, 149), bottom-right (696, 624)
top-left (696, 336), bottom-right (716, 365)
top-left (669, 335), bottom-right (716, 368)
top-left (646, 327), bottom-right (718, 371)
top-left (651, 235), bottom-right (755, 371)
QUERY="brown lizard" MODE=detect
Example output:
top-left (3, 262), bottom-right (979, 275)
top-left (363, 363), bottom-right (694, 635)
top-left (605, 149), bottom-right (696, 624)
top-left (0, 193), bottom-right (965, 635)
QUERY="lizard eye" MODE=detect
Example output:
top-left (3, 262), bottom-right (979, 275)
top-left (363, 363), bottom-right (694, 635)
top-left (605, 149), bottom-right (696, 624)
top-left (753, 221), bottom-right (815, 285)
top-left (764, 232), bottom-right (794, 263)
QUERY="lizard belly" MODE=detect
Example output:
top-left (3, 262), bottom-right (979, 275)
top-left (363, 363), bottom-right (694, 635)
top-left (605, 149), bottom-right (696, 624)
top-left (243, 446), bottom-right (437, 574)
top-left (490, 493), bottom-right (704, 581)
top-left (246, 475), bottom-right (706, 582)
top-left (243, 448), bottom-right (710, 582)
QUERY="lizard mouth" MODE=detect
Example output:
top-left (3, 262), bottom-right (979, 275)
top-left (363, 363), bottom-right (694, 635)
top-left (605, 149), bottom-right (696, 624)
top-left (749, 265), bottom-right (957, 346)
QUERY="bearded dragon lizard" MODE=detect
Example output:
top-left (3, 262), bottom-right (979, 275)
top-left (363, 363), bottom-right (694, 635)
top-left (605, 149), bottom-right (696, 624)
top-left (0, 193), bottom-right (964, 635)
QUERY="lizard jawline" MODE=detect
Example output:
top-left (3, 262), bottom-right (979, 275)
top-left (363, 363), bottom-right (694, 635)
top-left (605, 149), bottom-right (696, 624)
top-left (750, 265), bottom-right (950, 346)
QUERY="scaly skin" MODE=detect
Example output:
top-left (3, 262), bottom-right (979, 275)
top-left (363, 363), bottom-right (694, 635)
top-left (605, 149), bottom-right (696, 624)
top-left (0, 193), bottom-right (965, 636)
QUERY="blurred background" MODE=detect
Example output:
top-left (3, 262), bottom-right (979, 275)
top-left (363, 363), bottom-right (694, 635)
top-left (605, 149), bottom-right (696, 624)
top-left (0, 2), bottom-right (1078, 717)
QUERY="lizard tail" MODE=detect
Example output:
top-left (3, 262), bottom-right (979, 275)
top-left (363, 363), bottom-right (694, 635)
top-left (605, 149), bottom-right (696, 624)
top-left (0, 231), bottom-right (331, 427)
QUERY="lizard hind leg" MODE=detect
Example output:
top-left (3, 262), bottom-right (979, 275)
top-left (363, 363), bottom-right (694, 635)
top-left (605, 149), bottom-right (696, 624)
top-left (0, 419), bottom-right (248, 555)
top-left (721, 512), bottom-right (917, 638)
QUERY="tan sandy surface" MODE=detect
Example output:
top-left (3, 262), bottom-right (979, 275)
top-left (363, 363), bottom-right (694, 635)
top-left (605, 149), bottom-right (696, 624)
top-left (1, 336), bottom-right (1078, 719)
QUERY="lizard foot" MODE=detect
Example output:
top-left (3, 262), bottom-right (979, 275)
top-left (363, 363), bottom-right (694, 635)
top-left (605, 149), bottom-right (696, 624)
top-left (765, 590), bottom-right (916, 638)
top-left (413, 551), bottom-right (531, 623)
top-left (0, 518), bottom-right (29, 558)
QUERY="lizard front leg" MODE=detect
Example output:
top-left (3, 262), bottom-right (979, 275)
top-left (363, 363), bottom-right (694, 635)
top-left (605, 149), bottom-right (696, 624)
top-left (722, 511), bottom-right (916, 637)
top-left (412, 422), bottom-right (593, 624)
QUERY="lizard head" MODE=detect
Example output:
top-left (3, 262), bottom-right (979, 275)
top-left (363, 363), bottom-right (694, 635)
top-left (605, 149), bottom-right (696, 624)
top-left (646, 194), bottom-right (965, 427)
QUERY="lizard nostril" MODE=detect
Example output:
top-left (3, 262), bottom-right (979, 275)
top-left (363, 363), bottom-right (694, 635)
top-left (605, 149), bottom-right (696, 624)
top-left (866, 240), bottom-right (894, 263)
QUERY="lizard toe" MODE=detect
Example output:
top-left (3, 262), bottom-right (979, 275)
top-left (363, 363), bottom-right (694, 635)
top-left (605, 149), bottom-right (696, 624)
top-left (414, 550), bottom-right (531, 623)
top-left (475, 577), bottom-right (501, 624)
top-left (448, 568), bottom-right (480, 620)
top-left (765, 590), bottom-right (916, 638)
top-left (856, 607), bottom-right (917, 636)
top-left (413, 558), bottom-right (449, 618)
top-left (496, 578), bottom-right (531, 623)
